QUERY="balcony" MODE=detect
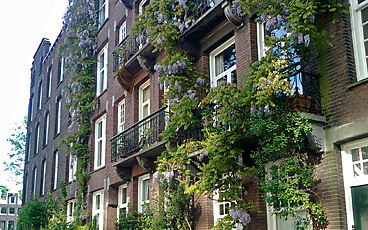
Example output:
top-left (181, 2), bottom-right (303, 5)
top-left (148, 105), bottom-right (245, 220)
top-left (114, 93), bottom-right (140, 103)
top-left (288, 66), bottom-right (321, 115)
top-left (111, 107), bottom-right (166, 163)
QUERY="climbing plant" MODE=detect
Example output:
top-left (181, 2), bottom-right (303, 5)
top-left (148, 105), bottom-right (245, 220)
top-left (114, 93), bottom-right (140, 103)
top-left (114, 0), bottom-right (350, 229)
top-left (57, 0), bottom-right (98, 226)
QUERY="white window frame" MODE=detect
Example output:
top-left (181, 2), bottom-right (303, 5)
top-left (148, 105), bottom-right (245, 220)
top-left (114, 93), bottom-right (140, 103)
top-left (97, 46), bottom-right (108, 96)
top-left (209, 37), bottom-right (236, 88)
top-left (41, 159), bottom-right (46, 196)
top-left (139, 0), bottom-right (149, 15)
top-left (138, 174), bottom-right (150, 212)
top-left (92, 190), bottom-right (104, 230)
top-left (33, 167), bottom-right (37, 194)
top-left (257, 23), bottom-right (268, 60)
top-left (47, 68), bottom-right (52, 98)
top-left (56, 98), bottom-right (61, 135)
top-left (341, 138), bottom-right (368, 230)
top-left (213, 192), bottom-right (231, 225)
top-left (45, 113), bottom-right (49, 146)
top-left (119, 22), bottom-right (127, 44)
top-left (68, 154), bottom-right (77, 182)
top-left (118, 99), bottom-right (125, 133)
top-left (139, 80), bottom-right (150, 120)
top-left (350, 0), bottom-right (368, 81)
top-left (35, 125), bottom-right (40, 155)
top-left (29, 95), bottom-right (34, 122)
top-left (67, 199), bottom-right (75, 222)
top-left (53, 151), bottom-right (58, 190)
top-left (264, 161), bottom-right (311, 230)
top-left (38, 83), bottom-right (42, 110)
top-left (99, 0), bottom-right (109, 26)
top-left (59, 57), bottom-right (64, 83)
top-left (118, 184), bottom-right (129, 219)
top-left (94, 114), bottom-right (106, 170)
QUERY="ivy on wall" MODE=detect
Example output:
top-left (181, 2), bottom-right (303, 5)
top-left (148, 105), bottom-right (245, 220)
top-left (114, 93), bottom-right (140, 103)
top-left (116, 0), bottom-right (349, 229)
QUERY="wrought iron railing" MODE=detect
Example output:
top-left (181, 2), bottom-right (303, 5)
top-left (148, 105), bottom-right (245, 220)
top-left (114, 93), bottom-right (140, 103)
top-left (176, 124), bottom-right (205, 145)
top-left (113, 31), bottom-right (148, 72)
top-left (111, 107), bottom-right (166, 162)
top-left (193, 0), bottom-right (219, 18)
top-left (288, 66), bottom-right (321, 115)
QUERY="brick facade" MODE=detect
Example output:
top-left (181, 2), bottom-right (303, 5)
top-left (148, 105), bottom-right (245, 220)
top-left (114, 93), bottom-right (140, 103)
top-left (24, 0), bottom-right (368, 229)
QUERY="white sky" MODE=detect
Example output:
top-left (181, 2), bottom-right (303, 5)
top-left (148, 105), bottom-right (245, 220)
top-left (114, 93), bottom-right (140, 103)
top-left (0, 0), bottom-right (69, 192)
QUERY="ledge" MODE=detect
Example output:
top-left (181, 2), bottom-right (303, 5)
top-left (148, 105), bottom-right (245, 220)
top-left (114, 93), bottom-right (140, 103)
top-left (346, 77), bottom-right (368, 90)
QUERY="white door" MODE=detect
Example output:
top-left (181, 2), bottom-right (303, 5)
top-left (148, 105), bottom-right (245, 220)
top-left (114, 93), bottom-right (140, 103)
top-left (342, 139), bottom-right (368, 230)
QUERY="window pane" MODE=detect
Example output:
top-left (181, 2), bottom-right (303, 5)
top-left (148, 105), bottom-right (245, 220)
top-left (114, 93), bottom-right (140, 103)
top-left (215, 44), bottom-right (236, 75)
top-left (362, 7), bottom-right (368, 24)
top-left (364, 162), bottom-right (368, 175)
top-left (1, 207), bottom-right (6, 213)
top-left (354, 163), bottom-right (362, 177)
top-left (121, 188), bottom-right (127, 204)
top-left (119, 207), bottom-right (127, 217)
top-left (143, 105), bottom-right (149, 118)
top-left (351, 184), bottom-right (368, 230)
top-left (98, 140), bottom-right (102, 166)
top-left (219, 204), bottom-right (224, 215)
top-left (362, 146), bottom-right (368, 160)
top-left (359, 0), bottom-right (367, 4)
top-left (352, 148), bottom-right (360, 162)
top-left (142, 179), bottom-right (149, 202)
top-left (98, 121), bottom-right (102, 138)
top-left (143, 86), bottom-right (150, 102)
top-left (96, 195), bottom-right (100, 210)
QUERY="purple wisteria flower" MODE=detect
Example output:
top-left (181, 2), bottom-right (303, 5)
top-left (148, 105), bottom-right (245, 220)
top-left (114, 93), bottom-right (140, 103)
top-left (265, 16), bottom-right (278, 32)
top-left (250, 105), bottom-right (256, 114)
top-left (152, 171), bottom-right (160, 185)
top-left (297, 33), bottom-right (304, 44)
top-left (230, 209), bottom-right (251, 226)
top-left (204, 150), bottom-right (209, 156)
top-left (264, 105), bottom-right (270, 116)
top-left (197, 78), bottom-right (205, 85)
top-left (304, 34), bottom-right (311, 45)
top-left (162, 171), bottom-right (174, 180)
top-left (158, 13), bottom-right (164, 23)
top-left (260, 13), bottom-right (267, 22)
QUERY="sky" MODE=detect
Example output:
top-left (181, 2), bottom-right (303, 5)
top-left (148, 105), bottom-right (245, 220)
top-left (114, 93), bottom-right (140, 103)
top-left (0, 0), bottom-right (69, 192)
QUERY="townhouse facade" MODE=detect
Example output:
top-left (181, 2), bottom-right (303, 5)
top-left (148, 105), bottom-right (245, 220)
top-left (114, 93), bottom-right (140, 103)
top-left (23, 0), bottom-right (368, 229)
top-left (0, 192), bottom-right (22, 230)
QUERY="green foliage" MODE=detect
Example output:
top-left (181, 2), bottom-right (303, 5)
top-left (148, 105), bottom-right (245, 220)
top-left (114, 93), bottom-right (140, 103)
top-left (4, 116), bottom-right (27, 185)
top-left (18, 197), bottom-right (48, 230)
top-left (57, 0), bottom-right (98, 227)
top-left (115, 210), bottom-right (149, 230)
top-left (116, 0), bottom-right (348, 229)
top-left (0, 185), bottom-right (9, 198)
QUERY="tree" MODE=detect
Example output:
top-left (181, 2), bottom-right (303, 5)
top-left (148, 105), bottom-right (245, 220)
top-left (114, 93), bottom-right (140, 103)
top-left (4, 116), bottom-right (27, 185)
top-left (18, 198), bottom-right (48, 230)
top-left (0, 185), bottom-right (9, 198)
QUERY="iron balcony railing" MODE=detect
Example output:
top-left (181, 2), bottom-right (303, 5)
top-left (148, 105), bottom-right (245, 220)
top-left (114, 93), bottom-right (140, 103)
top-left (113, 31), bottom-right (148, 72)
top-left (193, 0), bottom-right (219, 18)
top-left (111, 107), bottom-right (166, 162)
top-left (288, 65), bottom-right (321, 115)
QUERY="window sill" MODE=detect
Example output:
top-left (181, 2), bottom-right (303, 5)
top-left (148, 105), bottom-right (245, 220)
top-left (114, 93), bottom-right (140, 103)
top-left (346, 77), bottom-right (368, 90)
top-left (54, 133), bottom-right (60, 139)
top-left (90, 166), bottom-right (106, 174)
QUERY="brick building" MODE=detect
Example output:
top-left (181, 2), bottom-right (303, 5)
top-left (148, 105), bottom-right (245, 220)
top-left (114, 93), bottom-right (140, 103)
top-left (23, 0), bottom-right (368, 229)
top-left (0, 192), bottom-right (22, 230)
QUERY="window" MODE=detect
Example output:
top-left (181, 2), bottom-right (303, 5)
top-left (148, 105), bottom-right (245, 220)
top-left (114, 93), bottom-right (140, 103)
top-left (265, 161), bottom-right (311, 230)
top-left (41, 159), bottom-right (47, 196)
top-left (46, 67), bottom-right (52, 99)
top-left (118, 99), bottom-right (125, 133)
top-left (69, 154), bottom-right (77, 182)
top-left (35, 124), bottom-right (40, 155)
top-left (350, 0), bottom-right (368, 80)
top-left (94, 114), bottom-right (106, 169)
top-left (118, 184), bottom-right (129, 219)
top-left (92, 190), bottom-right (104, 230)
top-left (55, 98), bottom-right (61, 135)
top-left (8, 221), bottom-right (14, 230)
top-left (98, 0), bottom-right (108, 26)
top-left (29, 94), bottom-right (34, 121)
top-left (209, 37), bottom-right (236, 87)
top-left (97, 46), bottom-right (108, 96)
top-left (0, 207), bottom-right (6, 214)
top-left (38, 81), bottom-right (43, 111)
top-left (58, 57), bottom-right (64, 83)
top-left (9, 208), bottom-right (15, 215)
top-left (139, 0), bottom-right (149, 15)
top-left (44, 112), bottom-right (49, 146)
top-left (139, 80), bottom-right (150, 120)
top-left (0, 221), bottom-right (5, 229)
top-left (119, 22), bottom-right (127, 44)
top-left (32, 167), bottom-right (37, 194)
top-left (10, 196), bottom-right (15, 204)
top-left (213, 192), bottom-right (231, 225)
top-left (138, 174), bottom-right (150, 212)
top-left (67, 199), bottom-right (75, 222)
top-left (53, 151), bottom-right (59, 190)
top-left (342, 138), bottom-right (368, 230)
